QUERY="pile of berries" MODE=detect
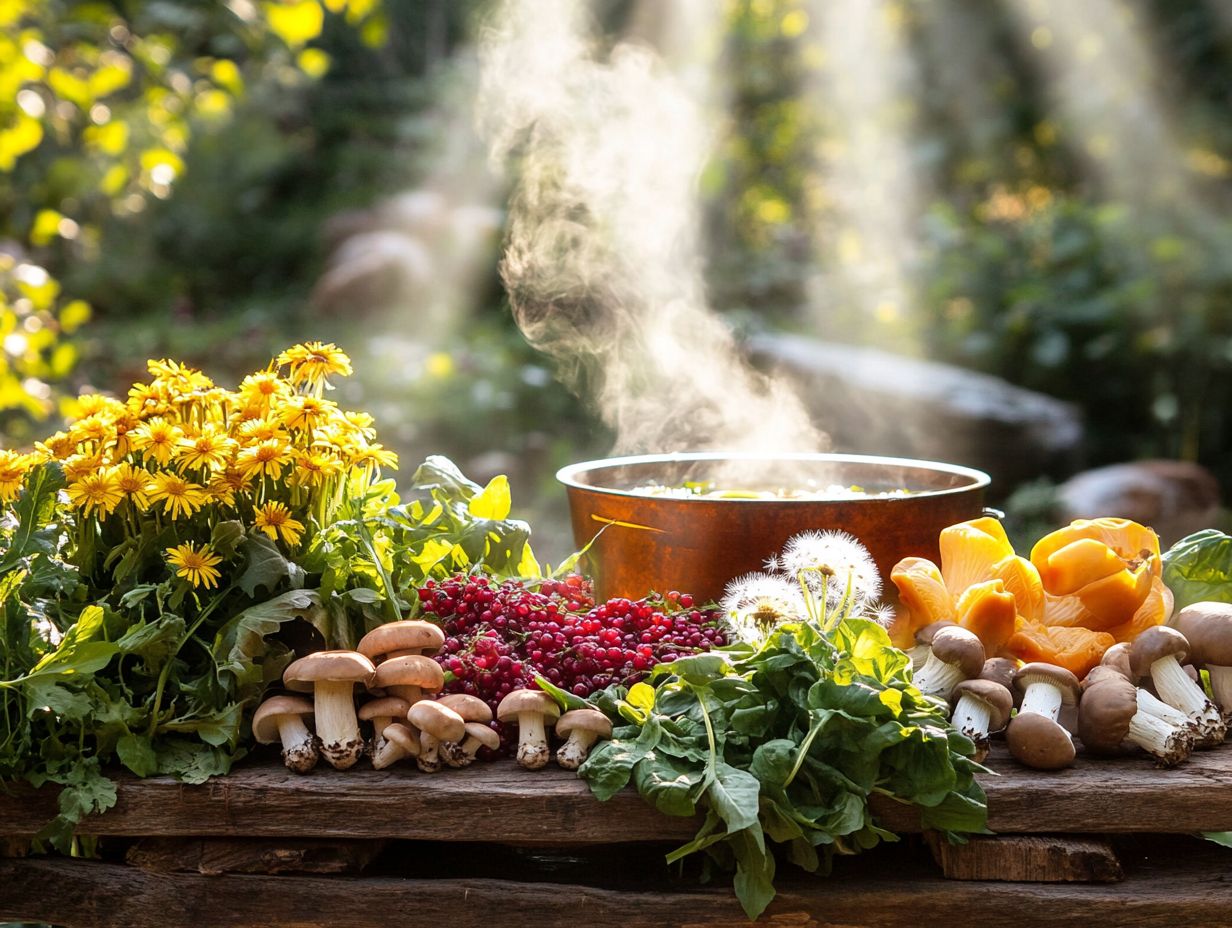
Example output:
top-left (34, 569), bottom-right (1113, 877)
top-left (417, 574), bottom-right (727, 724)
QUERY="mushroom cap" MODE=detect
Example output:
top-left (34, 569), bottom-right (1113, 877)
top-left (497, 689), bottom-right (562, 723)
top-left (1006, 711), bottom-right (1076, 770)
top-left (1082, 665), bottom-right (1130, 692)
top-left (915, 620), bottom-right (957, 647)
top-left (463, 721), bottom-right (500, 750)
top-left (1076, 676), bottom-right (1136, 753)
top-left (381, 722), bottom-right (421, 756)
top-left (358, 696), bottom-right (413, 722)
top-left (283, 650), bottom-right (375, 692)
top-left (371, 654), bottom-right (445, 692)
top-left (1175, 602), bottom-right (1232, 668)
top-left (929, 626), bottom-right (986, 679)
top-left (252, 695), bottom-right (314, 743)
top-left (357, 621), bottom-right (446, 660)
top-left (1012, 662), bottom-right (1081, 706)
top-left (978, 657), bottom-right (1018, 692)
top-left (407, 700), bottom-right (466, 742)
top-left (1129, 626), bottom-right (1189, 679)
top-left (949, 679), bottom-right (1013, 731)
top-left (437, 693), bottom-right (493, 723)
top-left (556, 708), bottom-right (613, 739)
top-left (1099, 642), bottom-right (1133, 679)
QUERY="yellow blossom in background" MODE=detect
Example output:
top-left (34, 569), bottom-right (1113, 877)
top-left (34, 431), bottom-right (76, 461)
top-left (277, 341), bottom-right (352, 390)
top-left (176, 426), bottom-right (236, 472)
top-left (166, 542), bottom-right (223, 589)
top-left (237, 417), bottom-right (288, 443)
top-left (146, 472), bottom-right (208, 520)
top-left (69, 415), bottom-right (115, 448)
top-left (113, 463), bottom-right (150, 508)
top-left (238, 371), bottom-right (292, 411)
top-left (67, 468), bottom-right (124, 518)
top-left (236, 438), bottom-right (293, 481)
top-left (350, 442), bottom-right (398, 473)
top-left (131, 418), bottom-right (184, 466)
top-left (291, 449), bottom-right (342, 488)
top-left (254, 501), bottom-right (305, 547)
top-left (63, 453), bottom-right (105, 483)
top-left (0, 451), bottom-right (34, 503)
top-left (280, 394), bottom-right (332, 432)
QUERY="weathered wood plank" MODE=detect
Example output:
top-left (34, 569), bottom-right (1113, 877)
top-left (926, 834), bottom-right (1123, 882)
top-left (126, 838), bottom-right (387, 875)
top-left (0, 850), bottom-right (1227, 928)
top-left (1, 744), bottom-right (1232, 841)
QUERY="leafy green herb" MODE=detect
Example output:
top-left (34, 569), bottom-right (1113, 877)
top-left (579, 618), bottom-right (987, 919)
top-left (1163, 529), bottom-right (1232, 611)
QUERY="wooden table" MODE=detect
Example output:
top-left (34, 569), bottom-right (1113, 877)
top-left (1, 745), bottom-right (1231, 927)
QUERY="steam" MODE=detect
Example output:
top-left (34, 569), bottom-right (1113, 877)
top-left (476, 0), bottom-right (823, 455)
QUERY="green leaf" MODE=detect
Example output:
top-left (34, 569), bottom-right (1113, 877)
top-left (578, 717), bottom-right (662, 801)
top-left (0, 463), bottom-right (66, 571)
top-left (237, 533), bottom-right (296, 597)
top-left (116, 733), bottom-right (158, 776)
top-left (1202, 831), bottom-right (1232, 848)
top-left (533, 674), bottom-right (589, 713)
top-left (213, 589), bottom-right (328, 698)
top-left (707, 761), bottom-right (761, 834)
top-left (730, 825), bottom-right (776, 920)
top-left (1163, 529), bottom-right (1232, 610)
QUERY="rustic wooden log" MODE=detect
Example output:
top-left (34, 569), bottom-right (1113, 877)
top-left (0, 850), bottom-right (1227, 928)
top-left (1, 745), bottom-right (1231, 842)
top-left (925, 833), bottom-right (1124, 882)
top-left (126, 838), bottom-right (387, 875)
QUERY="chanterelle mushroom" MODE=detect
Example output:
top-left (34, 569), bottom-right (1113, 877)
top-left (371, 722), bottom-right (421, 770)
top-left (436, 694), bottom-right (493, 768)
top-left (283, 650), bottom-right (375, 770)
top-left (407, 700), bottom-right (466, 773)
top-left (252, 695), bottom-right (318, 774)
top-left (1006, 662), bottom-right (1081, 770)
top-left (358, 696), bottom-right (412, 755)
top-left (358, 620), bottom-right (445, 664)
top-left (497, 689), bottom-right (561, 770)
top-left (1175, 602), bottom-right (1232, 717)
top-left (555, 708), bottom-right (613, 770)
top-left (1130, 626), bottom-right (1225, 747)
top-left (948, 679), bottom-right (1012, 764)
top-left (371, 654), bottom-right (445, 706)
top-left (1078, 675), bottom-right (1192, 767)
top-left (912, 626), bottom-right (985, 699)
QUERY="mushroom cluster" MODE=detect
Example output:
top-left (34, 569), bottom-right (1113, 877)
top-left (250, 622), bottom-right (613, 774)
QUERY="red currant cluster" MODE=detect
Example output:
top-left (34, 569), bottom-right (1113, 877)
top-left (417, 574), bottom-right (727, 724)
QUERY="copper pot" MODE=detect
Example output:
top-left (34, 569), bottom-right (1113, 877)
top-left (557, 452), bottom-right (991, 603)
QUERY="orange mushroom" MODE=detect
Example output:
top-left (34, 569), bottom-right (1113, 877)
top-left (1002, 621), bottom-right (1115, 678)
top-left (889, 556), bottom-right (956, 648)
top-left (955, 580), bottom-right (1018, 653)
top-left (940, 517), bottom-right (1015, 597)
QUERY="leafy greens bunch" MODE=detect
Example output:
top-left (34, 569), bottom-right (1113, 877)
top-left (0, 346), bottom-right (535, 847)
top-left (576, 531), bottom-right (988, 919)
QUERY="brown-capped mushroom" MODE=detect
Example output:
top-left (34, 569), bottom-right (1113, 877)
top-left (1005, 663), bottom-right (1081, 770)
top-left (1085, 660), bottom-right (1196, 733)
top-left (407, 700), bottom-right (466, 772)
top-left (371, 722), bottom-right (421, 770)
top-left (357, 620), bottom-right (445, 664)
top-left (912, 626), bottom-right (985, 699)
top-left (1078, 675), bottom-right (1192, 767)
top-left (1100, 642), bottom-right (1133, 679)
top-left (949, 679), bottom-right (1012, 763)
top-left (252, 695), bottom-right (318, 774)
top-left (371, 654), bottom-right (445, 706)
top-left (906, 620), bottom-right (957, 672)
top-left (555, 708), bottom-right (613, 769)
top-left (283, 650), bottom-right (375, 770)
top-left (1175, 602), bottom-right (1232, 716)
top-left (453, 721), bottom-right (500, 765)
top-left (497, 689), bottom-right (562, 769)
top-left (1129, 626), bottom-right (1225, 747)
top-left (978, 657), bottom-right (1019, 693)
top-left (436, 694), bottom-right (494, 768)
top-left (358, 696), bottom-right (412, 755)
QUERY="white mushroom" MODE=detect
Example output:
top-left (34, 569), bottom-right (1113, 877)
top-left (252, 695), bottom-right (318, 774)
top-left (282, 651), bottom-right (375, 770)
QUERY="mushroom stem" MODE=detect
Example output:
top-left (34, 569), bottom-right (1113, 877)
top-left (371, 735), bottom-right (414, 770)
top-left (1126, 704), bottom-right (1191, 767)
top-left (515, 711), bottom-right (550, 769)
top-left (952, 695), bottom-right (992, 742)
top-left (1136, 688), bottom-right (1195, 729)
top-left (313, 679), bottom-right (364, 770)
top-left (417, 732), bottom-right (444, 772)
top-left (389, 684), bottom-right (424, 705)
top-left (1151, 656), bottom-right (1226, 746)
top-left (906, 644), bottom-right (930, 672)
top-left (913, 653), bottom-right (964, 697)
top-left (275, 714), bottom-right (318, 774)
top-left (556, 729), bottom-right (601, 770)
top-left (368, 715), bottom-right (394, 755)
top-left (1207, 666), bottom-right (1232, 714)
top-left (1019, 682), bottom-right (1062, 720)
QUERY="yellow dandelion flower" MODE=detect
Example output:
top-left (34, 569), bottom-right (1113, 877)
top-left (113, 463), bottom-right (151, 509)
top-left (176, 426), bottom-right (236, 472)
top-left (146, 471), bottom-right (208, 520)
top-left (131, 418), bottom-right (184, 466)
top-left (66, 468), bottom-right (124, 519)
top-left (343, 411), bottom-right (376, 436)
top-left (289, 449), bottom-right (342, 488)
top-left (0, 451), bottom-right (34, 503)
top-left (112, 414), bottom-right (141, 460)
top-left (165, 542), bottom-right (223, 589)
top-left (254, 502), bottom-right (305, 547)
top-left (33, 431), bottom-right (76, 463)
top-left (279, 394), bottom-right (334, 433)
top-left (127, 381), bottom-right (171, 417)
top-left (237, 417), bottom-right (288, 444)
top-left (69, 414), bottom-right (115, 448)
top-left (350, 442), bottom-right (399, 472)
top-left (235, 439), bottom-right (293, 481)
top-left (147, 359), bottom-right (214, 393)
top-left (238, 370), bottom-right (292, 409)
top-left (63, 453), bottom-right (105, 483)
top-left (70, 393), bottom-right (125, 422)
top-left (276, 342), bottom-right (352, 389)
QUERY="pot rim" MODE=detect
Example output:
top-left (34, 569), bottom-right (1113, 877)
top-left (556, 451), bottom-right (991, 502)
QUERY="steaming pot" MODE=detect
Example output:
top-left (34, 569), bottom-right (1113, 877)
top-left (557, 452), bottom-right (991, 603)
